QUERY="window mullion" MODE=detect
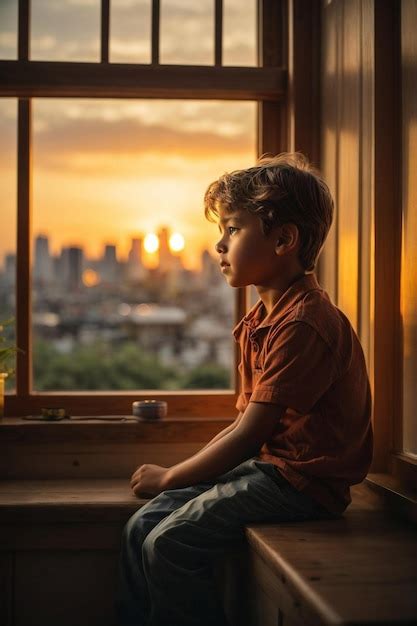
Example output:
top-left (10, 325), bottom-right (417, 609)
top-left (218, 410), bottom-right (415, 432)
top-left (214, 0), bottom-right (223, 67)
top-left (151, 0), bottom-right (160, 65)
top-left (257, 0), bottom-right (287, 157)
top-left (16, 98), bottom-right (32, 397)
top-left (18, 0), bottom-right (30, 61)
top-left (101, 0), bottom-right (110, 63)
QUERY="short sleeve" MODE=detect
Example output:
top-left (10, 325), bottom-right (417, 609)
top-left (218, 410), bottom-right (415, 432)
top-left (250, 321), bottom-right (339, 414)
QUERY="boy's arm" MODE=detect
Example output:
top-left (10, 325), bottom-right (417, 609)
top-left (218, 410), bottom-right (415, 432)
top-left (131, 402), bottom-right (285, 496)
top-left (199, 412), bottom-right (243, 451)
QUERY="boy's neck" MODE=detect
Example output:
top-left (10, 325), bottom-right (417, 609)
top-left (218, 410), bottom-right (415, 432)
top-left (256, 270), bottom-right (307, 315)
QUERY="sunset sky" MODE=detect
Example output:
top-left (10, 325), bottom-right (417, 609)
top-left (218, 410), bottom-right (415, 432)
top-left (0, 0), bottom-right (258, 270)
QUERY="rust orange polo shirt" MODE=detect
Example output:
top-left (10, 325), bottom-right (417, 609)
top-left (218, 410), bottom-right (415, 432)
top-left (233, 273), bottom-right (373, 515)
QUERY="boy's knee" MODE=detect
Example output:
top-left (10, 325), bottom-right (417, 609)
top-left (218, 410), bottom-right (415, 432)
top-left (123, 508), bottom-right (149, 547)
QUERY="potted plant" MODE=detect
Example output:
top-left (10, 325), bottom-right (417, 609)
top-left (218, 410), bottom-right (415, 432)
top-left (0, 317), bottom-right (22, 418)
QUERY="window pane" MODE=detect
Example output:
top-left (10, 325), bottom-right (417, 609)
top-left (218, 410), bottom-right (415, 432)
top-left (31, 0), bottom-right (100, 62)
top-left (401, 0), bottom-right (417, 457)
top-left (223, 0), bottom-right (257, 67)
top-left (32, 98), bottom-right (256, 391)
top-left (0, 0), bottom-right (17, 59)
top-left (110, 0), bottom-right (151, 64)
top-left (160, 0), bottom-right (214, 65)
top-left (0, 99), bottom-right (17, 393)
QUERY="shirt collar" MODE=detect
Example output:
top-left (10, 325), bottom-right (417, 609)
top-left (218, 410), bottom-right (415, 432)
top-left (233, 273), bottom-right (321, 338)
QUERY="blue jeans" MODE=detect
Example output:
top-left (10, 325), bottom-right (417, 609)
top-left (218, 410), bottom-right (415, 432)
top-left (115, 458), bottom-right (328, 626)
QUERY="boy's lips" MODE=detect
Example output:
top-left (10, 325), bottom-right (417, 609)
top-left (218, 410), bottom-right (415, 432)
top-left (220, 261), bottom-right (230, 271)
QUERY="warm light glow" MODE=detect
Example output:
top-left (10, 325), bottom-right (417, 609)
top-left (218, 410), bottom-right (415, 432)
top-left (169, 232), bottom-right (185, 253)
top-left (82, 268), bottom-right (100, 287)
top-left (0, 99), bottom-right (257, 271)
top-left (144, 233), bottom-right (159, 254)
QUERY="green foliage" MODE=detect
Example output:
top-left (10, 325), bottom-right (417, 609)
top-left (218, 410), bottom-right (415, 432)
top-left (34, 339), bottom-right (175, 390)
top-left (182, 363), bottom-right (230, 389)
top-left (0, 317), bottom-right (23, 378)
top-left (33, 338), bottom-right (229, 391)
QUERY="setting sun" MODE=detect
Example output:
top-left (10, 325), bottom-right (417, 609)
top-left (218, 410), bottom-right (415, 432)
top-left (169, 232), bottom-right (185, 253)
top-left (144, 233), bottom-right (159, 254)
top-left (82, 269), bottom-right (100, 287)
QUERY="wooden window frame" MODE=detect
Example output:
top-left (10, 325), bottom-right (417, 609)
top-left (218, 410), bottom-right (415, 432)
top-left (371, 0), bottom-right (417, 489)
top-left (1, 0), bottom-right (322, 418)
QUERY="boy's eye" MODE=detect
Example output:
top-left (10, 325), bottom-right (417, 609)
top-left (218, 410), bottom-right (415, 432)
top-left (228, 226), bottom-right (239, 235)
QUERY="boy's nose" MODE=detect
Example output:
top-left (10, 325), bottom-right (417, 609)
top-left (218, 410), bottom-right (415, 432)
top-left (215, 239), bottom-right (227, 254)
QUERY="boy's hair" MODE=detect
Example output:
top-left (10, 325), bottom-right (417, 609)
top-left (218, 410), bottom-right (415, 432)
top-left (204, 152), bottom-right (334, 272)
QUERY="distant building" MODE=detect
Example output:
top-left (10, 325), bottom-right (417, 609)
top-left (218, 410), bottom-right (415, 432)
top-left (101, 244), bottom-right (118, 284)
top-left (201, 249), bottom-right (219, 286)
top-left (126, 237), bottom-right (146, 282)
top-left (56, 246), bottom-right (84, 291)
top-left (158, 227), bottom-right (183, 274)
top-left (34, 235), bottom-right (54, 286)
top-left (158, 227), bottom-right (171, 273)
top-left (4, 253), bottom-right (16, 288)
top-left (122, 303), bottom-right (187, 360)
top-left (68, 247), bottom-right (84, 291)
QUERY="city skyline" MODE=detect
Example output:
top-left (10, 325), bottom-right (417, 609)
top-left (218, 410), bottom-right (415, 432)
top-left (1, 225), bottom-right (220, 275)
top-left (0, 98), bottom-right (256, 272)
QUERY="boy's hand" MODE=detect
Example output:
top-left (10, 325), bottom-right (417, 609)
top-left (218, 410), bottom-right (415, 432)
top-left (130, 464), bottom-right (170, 497)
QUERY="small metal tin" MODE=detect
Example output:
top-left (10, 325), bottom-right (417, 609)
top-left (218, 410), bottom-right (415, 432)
top-left (40, 407), bottom-right (67, 420)
top-left (132, 400), bottom-right (167, 420)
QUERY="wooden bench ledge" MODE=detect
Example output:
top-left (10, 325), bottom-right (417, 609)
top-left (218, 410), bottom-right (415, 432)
top-left (0, 478), bottom-right (147, 523)
top-left (245, 483), bottom-right (417, 625)
top-left (1, 479), bottom-right (416, 625)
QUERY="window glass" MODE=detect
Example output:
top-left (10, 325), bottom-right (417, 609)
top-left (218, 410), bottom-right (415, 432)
top-left (0, 0), bottom-right (17, 59)
top-left (223, 0), bottom-right (257, 67)
top-left (0, 99), bottom-right (17, 393)
top-left (110, 0), bottom-right (151, 64)
top-left (31, 0), bottom-right (100, 62)
top-left (160, 0), bottom-right (214, 65)
top-left (32, 98), bottom-right (256, 391)
top-left (401, 0), bottom-right (417, 457)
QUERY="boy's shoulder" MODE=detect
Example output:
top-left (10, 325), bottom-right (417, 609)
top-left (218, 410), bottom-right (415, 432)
top-left (292, 288), bottom-right (352, 352)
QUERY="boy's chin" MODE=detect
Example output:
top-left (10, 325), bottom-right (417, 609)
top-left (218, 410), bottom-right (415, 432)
top-left (225, 276), bottom-right (249, 289)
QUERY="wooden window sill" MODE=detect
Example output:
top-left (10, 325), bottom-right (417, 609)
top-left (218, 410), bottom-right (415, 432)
top-left (4, 392), bottom-right (238, 419)
top-left (0, 415), bottom-right (233, 444)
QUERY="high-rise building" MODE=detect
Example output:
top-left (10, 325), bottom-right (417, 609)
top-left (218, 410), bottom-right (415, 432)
top-left (158, 227), bottom-right (171, 273)
top-left (56, 246), bottom-right (84, 291)
top-left (127, 237), bottom-right (145, 282)
top-left (102, 244), bottom-right (118, 284)
top-left (68, 247), bottom-right (84, 291)
top-left (158, 227), bottom-right (183, 274)
top-left (4, 253), bottom-right (16, 289)
top-left (33, 235), bottom-right (54, 285)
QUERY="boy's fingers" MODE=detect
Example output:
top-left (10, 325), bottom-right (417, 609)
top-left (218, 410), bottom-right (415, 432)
top-left (131, 479), bottom-right (141, 492)
top-left (130, 465), bottom-right (144, 483)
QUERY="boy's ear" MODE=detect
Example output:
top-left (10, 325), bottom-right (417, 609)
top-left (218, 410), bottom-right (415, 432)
top-left (275, 224), bottom-right (299, 253)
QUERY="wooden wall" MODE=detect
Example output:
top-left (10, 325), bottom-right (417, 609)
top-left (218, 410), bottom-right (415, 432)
top-left (401, 0), bottom-right (417, 457)
top-left (319, 0), bottom-right (417, 474)
top-left (319, 0), bottom-right (374, 374)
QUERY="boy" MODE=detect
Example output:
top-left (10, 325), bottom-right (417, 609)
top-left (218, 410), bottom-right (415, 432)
top-left (116, 153), bottom-right (373, 626)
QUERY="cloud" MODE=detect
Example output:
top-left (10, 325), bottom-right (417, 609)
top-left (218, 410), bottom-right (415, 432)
top-left (33, 115), bottom-right (255, 175)
top-left (0, 99), bottom-right (256, 175)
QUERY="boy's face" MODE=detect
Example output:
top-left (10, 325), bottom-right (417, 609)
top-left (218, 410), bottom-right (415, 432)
top-left (215, 206), bottom-right (281, 288)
